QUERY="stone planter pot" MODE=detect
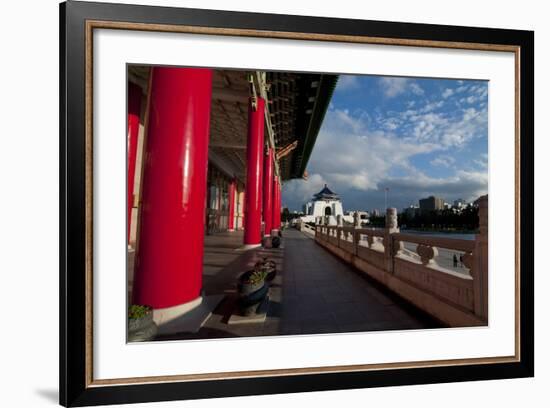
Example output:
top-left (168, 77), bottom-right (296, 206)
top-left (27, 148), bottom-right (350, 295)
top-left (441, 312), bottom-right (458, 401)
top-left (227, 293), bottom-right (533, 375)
top-left (238, 284), bottom-right (269, 316)
top-left (262, 236), bottom-right (272, 249)
top-left (263, 261), bottom-right (277, 282)
top-left (128, 310), bottom-right (158, 342)
top-left (265, 270), bottom-right (277, 282)
top-left (238, 271), bottom-right (265, 295)
top-left (238, 271), bottom-right (269, 316)
top-left (271, 236), bottom-right (281, 248)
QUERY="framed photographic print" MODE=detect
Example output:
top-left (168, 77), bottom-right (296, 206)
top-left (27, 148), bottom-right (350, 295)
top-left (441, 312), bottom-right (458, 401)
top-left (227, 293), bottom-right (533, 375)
top-left (59, 0), bottom-right (534, 406)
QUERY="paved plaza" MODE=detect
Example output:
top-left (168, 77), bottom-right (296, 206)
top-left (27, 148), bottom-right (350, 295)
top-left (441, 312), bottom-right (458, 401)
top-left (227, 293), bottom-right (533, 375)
top-left (155, 229), bottom-right (441, 341)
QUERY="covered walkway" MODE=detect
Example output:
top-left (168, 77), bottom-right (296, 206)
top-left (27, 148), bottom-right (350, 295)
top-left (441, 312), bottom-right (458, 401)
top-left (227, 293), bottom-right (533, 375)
top-left (127, 67), bottom-right (339, 333)
top-left (156, 229), bottom-right (440, 340)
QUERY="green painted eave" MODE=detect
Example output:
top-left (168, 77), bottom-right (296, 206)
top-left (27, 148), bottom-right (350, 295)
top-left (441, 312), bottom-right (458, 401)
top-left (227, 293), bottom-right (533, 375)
top-left (289, 75), bottom-right (338, 179)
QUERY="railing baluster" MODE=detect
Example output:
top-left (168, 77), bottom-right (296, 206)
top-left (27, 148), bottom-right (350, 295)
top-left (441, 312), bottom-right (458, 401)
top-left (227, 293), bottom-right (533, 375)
top-left (472, 195), bottom-right (488, 321)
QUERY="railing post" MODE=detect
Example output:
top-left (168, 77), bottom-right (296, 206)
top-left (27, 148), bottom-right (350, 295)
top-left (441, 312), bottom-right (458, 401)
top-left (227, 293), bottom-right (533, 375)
top-left (384, 208), bottom-right (401, 274)
top-left (472, 195), bottom-right (488, 321)
top-left (353, 212), bottom-right (360, 228)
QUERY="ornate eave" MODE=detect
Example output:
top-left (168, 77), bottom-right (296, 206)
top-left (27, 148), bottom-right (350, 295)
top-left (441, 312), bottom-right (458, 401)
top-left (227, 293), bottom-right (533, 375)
top-left (127, 66), bottom-right (338, 183)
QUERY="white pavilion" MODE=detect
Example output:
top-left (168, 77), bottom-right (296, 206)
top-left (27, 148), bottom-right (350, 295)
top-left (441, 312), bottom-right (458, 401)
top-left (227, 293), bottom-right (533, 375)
top-left (300, 184), bottom-right (354, 225)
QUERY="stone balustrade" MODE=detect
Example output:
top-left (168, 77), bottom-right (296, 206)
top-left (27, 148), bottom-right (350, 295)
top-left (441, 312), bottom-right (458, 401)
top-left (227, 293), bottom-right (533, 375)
top-left (314, 196), bottom-right (488, 327)
top-left (299, 222), bottom-right (316, 237)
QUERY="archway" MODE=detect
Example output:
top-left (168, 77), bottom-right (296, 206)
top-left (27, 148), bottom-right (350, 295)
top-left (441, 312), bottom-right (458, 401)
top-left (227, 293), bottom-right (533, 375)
top-left (324, 206), bottom-right (332, 216)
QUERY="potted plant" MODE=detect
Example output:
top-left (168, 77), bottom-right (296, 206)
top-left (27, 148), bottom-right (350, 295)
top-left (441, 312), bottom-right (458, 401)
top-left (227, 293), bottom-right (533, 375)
top-left (260, 257), bottom-right (277, 282)
top-left (128, 304), bottom-right (158, 342)
top-left (237, 258), bottom-right (275, 316)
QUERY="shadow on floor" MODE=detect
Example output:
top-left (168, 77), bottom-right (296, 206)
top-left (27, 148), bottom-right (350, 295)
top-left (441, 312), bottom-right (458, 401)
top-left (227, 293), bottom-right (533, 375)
top-left (158, 229), bottom-right (444, 341)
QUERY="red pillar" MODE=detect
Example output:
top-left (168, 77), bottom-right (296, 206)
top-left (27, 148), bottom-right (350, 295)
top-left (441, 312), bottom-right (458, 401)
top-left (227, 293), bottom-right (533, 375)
top-left (278, 181), bottom-right (282, 228)
top-left (276, 179), bottom-right (281, 229)
top-left (262, 148), bottom-right (274, 236)
top-left (272, 177), bottom-right (281, 231)
top-left (243, 97), bottom-right (265, 246)
top-left (133, 67), bottom-right (212, 310)
top-left (127, 82), bottom-right (142, 241)
top-left (241, 190), bottom-right (246, 230)
top-left (228, 178), bottom-right (236, 231)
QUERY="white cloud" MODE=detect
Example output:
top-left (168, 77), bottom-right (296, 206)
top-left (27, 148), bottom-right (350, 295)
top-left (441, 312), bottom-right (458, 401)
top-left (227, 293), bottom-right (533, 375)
top-left (430, 155), bottom-right (456, 168)
top-left (410, 82), bottom-right (425, 95)
top-left (472, 153), bottom-right (489, 169)
top-left (283, 173), bottom-right (328, 208)
top-left (381, 116), bottom-right (401, 131)
top-left (297, 108), bottom-right (439, 195)
top-left (378, 77), bottom-right (424, 98)
top-left (379, 77), bottom-right (409, 97)
top-left (420, 100), bottom-right (444, 113)
top-left (457, 84), bottom-right (488, 105)
top-left (282, 80), bottom-right (488, 211)
top-left (402, 103), bottom-right (487, 149)
top-left (380, 169), bottom-right (488, 204)
top-left (442, 88), bottom-right (454, 99)
top-left (336, 75), bottom-right (361, 92)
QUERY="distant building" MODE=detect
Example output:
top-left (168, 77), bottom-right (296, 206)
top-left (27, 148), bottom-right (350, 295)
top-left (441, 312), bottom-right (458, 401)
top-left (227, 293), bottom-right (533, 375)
top-left (453, 198), bottom-right (467, 209)
top-left (300, 185), bottom-right (353, 225)
top-left (419, 196), bottom-right (445, 211)
top-left (346, 210), bottom-right (370, 226)
top-left (403, 205), bottom-right (420, 218)
top-left (371, 209), bottom-right (381, 217)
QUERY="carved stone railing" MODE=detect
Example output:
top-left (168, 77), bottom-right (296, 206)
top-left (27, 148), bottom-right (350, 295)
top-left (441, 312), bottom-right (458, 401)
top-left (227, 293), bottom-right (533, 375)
top-left (391, 232), bottom-right (478, 317)
top-left (314, 197), bottom-right (488, 327)
top-left (300, 222), bottom-right (316, 237)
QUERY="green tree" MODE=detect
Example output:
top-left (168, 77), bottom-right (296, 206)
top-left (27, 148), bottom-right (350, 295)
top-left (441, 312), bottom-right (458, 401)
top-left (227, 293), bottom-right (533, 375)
top-left (281, 207), bottom-right (291, 222)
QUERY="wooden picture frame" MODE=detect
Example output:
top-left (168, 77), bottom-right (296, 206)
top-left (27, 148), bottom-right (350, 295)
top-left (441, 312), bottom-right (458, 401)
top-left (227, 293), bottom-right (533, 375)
top-left (60, 1), bottom-right (534, 406)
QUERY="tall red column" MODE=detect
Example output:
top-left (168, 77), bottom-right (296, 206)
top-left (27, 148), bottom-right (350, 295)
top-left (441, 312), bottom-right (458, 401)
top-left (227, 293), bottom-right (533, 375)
top-left (241, 190), bottom-right (246, 230)
top-left (243, 97), bottom-right (265, 247)
top-left (127, 82), bottom-right (142, 241)
top-left (228, 178), bottom-right (236, 231)
top-left (262, 148), bottom-right (274, 237)
top-left (276, 179), bottom-right (281, 229)
top-left (272, 177), bottom-right (281, 231)
top-left (278, 181), bottom-right (282, 228)
top-left (133, 67), bottom-right (212, 310)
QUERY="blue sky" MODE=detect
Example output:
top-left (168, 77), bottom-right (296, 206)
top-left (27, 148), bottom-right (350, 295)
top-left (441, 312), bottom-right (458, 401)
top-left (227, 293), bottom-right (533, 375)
top-left (282, 75), bottom-right (488, 212)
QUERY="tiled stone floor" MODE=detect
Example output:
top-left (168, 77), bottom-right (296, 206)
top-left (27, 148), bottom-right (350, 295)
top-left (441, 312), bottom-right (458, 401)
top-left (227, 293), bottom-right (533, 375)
top-left (156, 229), bottom-right (441, 341)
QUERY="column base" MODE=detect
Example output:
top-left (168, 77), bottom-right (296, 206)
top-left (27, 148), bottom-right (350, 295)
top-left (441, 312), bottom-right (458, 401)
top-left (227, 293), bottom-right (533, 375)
top-left (240, 243), bottom-right (262, 250)
top-left (153, 296), bottom-right (202, 332)
top-left (262, 236), bottom-right (272, 249)
top-left (152, 295), bottom-right (226, 336)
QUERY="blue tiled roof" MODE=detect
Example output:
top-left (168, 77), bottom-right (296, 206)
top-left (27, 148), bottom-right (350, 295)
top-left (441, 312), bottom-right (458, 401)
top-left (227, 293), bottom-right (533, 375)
top-left (313, 184), bottom-right (339, 200)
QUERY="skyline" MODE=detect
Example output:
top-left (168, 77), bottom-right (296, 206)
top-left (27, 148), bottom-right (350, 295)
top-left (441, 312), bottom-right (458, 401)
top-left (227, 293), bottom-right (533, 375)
top-left (282, 74), bottom-right (489, 212)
